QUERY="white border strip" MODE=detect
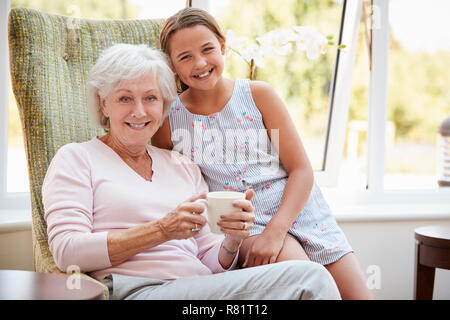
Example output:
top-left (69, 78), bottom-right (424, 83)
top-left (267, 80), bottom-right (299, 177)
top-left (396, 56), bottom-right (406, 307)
top-left (0, 0), bottom-right (10, 199)
top-left (0, 1), bottom-right (31, 211)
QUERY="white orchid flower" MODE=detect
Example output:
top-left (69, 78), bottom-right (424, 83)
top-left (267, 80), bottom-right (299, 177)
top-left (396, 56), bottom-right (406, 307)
top-left (293, 26), bottom-right (328, 59)
top-left (225, 26), bottom-right (331, 79)
top-left (256, 29), bottom-right (296, 57)
top-left (225, 30), bottom-right (247, 54)
top-left (240, 43), bottom-right (265, 68)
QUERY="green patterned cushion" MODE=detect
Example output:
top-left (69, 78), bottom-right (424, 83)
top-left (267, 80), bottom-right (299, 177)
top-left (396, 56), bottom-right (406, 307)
top-left (8, 7), bottom-right (164, 299)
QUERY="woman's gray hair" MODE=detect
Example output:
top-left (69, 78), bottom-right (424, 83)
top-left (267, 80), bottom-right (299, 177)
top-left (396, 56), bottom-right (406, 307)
top-left (87, 43), bottom-right (177, 129)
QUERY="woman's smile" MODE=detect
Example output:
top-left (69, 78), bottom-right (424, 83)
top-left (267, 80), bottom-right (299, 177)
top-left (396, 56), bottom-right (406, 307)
top-left (126, 121), bottom-right (151, 130)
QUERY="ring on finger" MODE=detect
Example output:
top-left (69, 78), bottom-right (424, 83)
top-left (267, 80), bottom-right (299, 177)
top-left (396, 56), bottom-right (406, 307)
top-left (243, 222), bottom-right (248, 230)
top-left (191, 224), bottom-right (200, 232)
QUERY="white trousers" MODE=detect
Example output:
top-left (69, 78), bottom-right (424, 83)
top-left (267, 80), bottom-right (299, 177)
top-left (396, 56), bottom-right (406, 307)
top-left (103, 260), bottom-right (341, 300)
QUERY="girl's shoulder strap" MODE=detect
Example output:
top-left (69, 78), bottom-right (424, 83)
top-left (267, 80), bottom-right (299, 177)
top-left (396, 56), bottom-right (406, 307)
top-left (232, 78), bottom-right (251, 97)
top-left (228, 78), bottom-right (264, 121)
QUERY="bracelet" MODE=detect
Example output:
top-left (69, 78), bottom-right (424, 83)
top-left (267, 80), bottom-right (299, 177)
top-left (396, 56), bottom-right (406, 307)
top-left (221, 241), bottom-right (239, 255)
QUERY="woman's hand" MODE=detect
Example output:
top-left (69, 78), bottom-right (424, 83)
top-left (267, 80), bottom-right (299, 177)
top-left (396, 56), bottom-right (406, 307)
top-left (217, 189), bottom-right (255, 243)
top-left (158, 193), bottom-right (208, 241)
top-left (107, 193), bottom-right (208, 266)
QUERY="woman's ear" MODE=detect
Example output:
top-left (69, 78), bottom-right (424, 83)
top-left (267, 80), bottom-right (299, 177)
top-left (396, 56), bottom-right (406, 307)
top-left (98, 94), bottom-right (108, 117)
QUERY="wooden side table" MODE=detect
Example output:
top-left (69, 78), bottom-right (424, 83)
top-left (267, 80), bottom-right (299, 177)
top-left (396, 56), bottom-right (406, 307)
top-left (0, 270), bottom-right (104, 300)
top-left (414, 225), bottom-right (450, 300)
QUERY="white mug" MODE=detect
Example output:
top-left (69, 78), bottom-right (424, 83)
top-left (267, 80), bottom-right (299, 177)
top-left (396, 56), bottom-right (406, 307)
top-left (195, 191), bottom-right (246, 234)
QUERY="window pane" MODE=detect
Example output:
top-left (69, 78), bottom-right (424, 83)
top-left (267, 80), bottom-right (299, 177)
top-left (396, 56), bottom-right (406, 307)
top-left (7, 0), bottom-right (186, 193)
top-left (131, 0), bottom-right (187, 19)
top-left (7, 79), bottom-right (28, 192)
top-left (212, 0), bottom-right (344, 171)
top-left (336, 15), bottom-right (370, 191)
top-left (385, 0), bottom-right (450, 189)
top-left (11, 0), bottom-right (186, 19)
top-left (12, 0), bottom-right (136, 19)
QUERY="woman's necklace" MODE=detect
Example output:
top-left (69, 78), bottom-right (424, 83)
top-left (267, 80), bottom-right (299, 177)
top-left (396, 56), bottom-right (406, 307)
top-left (122, 153), bottom-right (153, 182)
top-left (101, 135), bottom-right (154, 182)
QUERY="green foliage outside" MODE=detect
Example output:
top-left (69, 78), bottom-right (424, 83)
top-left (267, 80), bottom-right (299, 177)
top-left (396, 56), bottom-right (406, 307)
top-left (216, 0), bottom-right (341, 141)
top-left (349, 30), bottom-right (450, 144)
top-left (217, 0), bottom-right (450, 146)
top-left (11, 0), bottom-right (138, 20)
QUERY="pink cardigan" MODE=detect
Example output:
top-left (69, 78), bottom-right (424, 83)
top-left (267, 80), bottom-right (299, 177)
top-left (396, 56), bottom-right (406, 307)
top-left (42, 137), bottom-right (235, 281)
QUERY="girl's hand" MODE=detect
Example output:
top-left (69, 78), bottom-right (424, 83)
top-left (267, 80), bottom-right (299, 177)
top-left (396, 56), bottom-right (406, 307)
top-left (158, 193), bottom-right (208, 240)
top-left (243, 231), bottom-right (285, 267)
top-left (217, 189), bottom-right (255, 243)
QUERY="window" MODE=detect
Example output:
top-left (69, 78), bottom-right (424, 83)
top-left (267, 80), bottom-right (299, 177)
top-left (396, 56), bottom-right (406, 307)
top-left (0, 0), bottom-right (24, 210)
top-left (1, 0), bottom-right (188, 210)
top-left (2, 0), bottom-right (449, 214)
top-left (340, 0), bottom-right (450, 193)
top-left (206, 0), bottom-right (450, 207)
top-left (211, 0), bottom-right (345, 176)
top-left (323, 0), bottom-right (450, 208)
top-left (384, 0), bottom-right (450, 190)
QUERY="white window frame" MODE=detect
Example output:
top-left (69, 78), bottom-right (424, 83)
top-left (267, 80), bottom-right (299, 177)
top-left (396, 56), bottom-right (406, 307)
top-left (0, 0), bottom-right (31, 211)
top-left (323, 0), bottom-right (450, 210)
top-left (313, 0), bottom-right (362, 187)
top-left (0, 0), bottom-right (9, 202)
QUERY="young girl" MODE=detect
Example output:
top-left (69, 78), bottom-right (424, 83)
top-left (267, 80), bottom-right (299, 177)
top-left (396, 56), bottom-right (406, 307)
top-left (152, 7), bottom-right (373, 300)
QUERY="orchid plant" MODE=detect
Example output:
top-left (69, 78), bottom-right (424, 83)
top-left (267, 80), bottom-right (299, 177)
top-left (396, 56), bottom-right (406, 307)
top-left (226, 27), bottom-right (345, 80)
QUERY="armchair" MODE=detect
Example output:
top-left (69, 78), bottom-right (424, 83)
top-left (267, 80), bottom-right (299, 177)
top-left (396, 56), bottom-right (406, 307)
top-left (8, 7), bottom-right (164, 299)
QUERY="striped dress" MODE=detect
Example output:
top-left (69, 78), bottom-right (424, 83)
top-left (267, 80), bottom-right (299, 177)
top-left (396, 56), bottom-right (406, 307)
top-left (168, 78), bottom-right (352, 265)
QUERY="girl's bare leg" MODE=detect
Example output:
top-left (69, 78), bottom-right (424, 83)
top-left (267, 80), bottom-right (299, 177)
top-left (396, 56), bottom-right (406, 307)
top-left (325, 252), bottom-right (374, 300)
top-left (240, 235), bottom-right (373, 299)
top-left (276, 234), bottom-right (310, 262)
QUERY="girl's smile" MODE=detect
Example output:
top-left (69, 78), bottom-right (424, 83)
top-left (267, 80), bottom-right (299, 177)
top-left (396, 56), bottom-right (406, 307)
top-left (192, 67), bottom-right (214, 79)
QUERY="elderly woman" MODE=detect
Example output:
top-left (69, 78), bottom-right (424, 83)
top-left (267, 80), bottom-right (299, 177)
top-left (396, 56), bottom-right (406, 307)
top-left (42, 43), bottom-right (340, 300)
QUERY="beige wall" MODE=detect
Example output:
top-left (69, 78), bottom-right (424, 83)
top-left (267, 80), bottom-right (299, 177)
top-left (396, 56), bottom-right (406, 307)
top-left (1, 219), bottom-right (450, 299)
top-left (0, 229), bottom-right (33, 271)
top-left (340, 219), bottom-right (450, 299)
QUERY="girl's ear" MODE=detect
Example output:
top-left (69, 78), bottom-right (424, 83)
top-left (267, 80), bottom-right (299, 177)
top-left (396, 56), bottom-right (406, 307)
top-left (169, 60), bottom-right (176, 73)
top-left (165, 51), bottom-right (177, 73)
top-left (220, 40), bottom-right (226, 56)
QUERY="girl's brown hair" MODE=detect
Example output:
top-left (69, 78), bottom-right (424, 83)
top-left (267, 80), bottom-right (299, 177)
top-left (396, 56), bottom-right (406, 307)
top-left (160, 7), bottom-right (226, 92)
